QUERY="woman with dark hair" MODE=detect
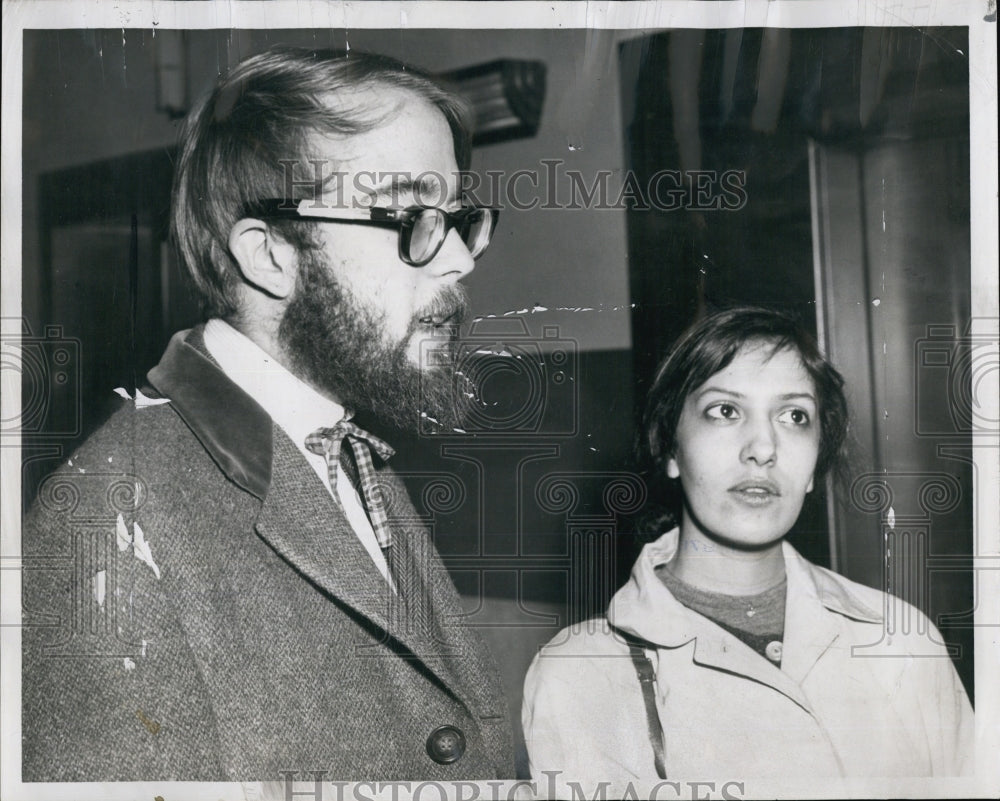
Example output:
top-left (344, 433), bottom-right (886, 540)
top-left (522, 307), bottom-right (973, 785)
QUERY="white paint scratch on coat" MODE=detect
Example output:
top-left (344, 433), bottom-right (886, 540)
top-left (132, 522), bottom-right (161, 579)
top-left (135, 389), bottom-right (171, 408)
top-left (93, 570), bottom-right (106, 607)
top-left (115, 514), bottom-right (132, 552)
top-left (113, 387), bottom-right (171, 408)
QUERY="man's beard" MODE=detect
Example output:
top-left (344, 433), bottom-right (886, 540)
top-left (278, 250), bottom-right (469, 433)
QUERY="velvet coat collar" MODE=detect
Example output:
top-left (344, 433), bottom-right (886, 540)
top-left (146, 326), bottom-right (271, 499)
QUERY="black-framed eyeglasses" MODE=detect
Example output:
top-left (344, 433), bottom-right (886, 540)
top-left (249, 199), bottom-right (500, 267)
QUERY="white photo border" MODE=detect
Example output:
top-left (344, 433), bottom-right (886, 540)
top-left (2, 2), bottom-right (997, 799)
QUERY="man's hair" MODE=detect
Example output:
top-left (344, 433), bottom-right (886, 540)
top-left (171, 46), bottom-right (472, 319)
top-left (640, 306), bottom-right (850, 527)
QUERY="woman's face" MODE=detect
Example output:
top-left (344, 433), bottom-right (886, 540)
top-left (668, 342), bottom-right (821, 550)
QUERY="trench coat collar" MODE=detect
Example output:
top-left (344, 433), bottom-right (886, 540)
top-left (608, 529), bottom-right (884, 709)
top-left (146, 326), bottom-right (271, 499)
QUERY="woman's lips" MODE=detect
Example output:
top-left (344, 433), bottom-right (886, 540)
top-left (728, 479), bottom-right (781, 505)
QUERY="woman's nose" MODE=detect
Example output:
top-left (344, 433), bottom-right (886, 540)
top-left (740, 417), bottom-right (777, 466)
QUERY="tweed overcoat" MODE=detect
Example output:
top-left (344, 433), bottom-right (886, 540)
top-left (22, 327), bottom-right (514, 781)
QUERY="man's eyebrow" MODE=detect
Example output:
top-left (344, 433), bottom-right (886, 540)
top-left (374, 174), bottom-right (418, 197)
top-left (369, 174), bottom-right (458, 206)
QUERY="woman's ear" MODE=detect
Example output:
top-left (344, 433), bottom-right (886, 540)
top-left (667, 456), bottom-right (681, 479)
top-left (806, 474), bottom-right (815, 493)
top-left (228, 218), bottom-right (298, 299)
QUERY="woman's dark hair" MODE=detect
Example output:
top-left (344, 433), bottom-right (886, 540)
top-left (640, 306), bottom-right (850, 528)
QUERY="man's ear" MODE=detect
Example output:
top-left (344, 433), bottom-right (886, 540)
top-left (228, 218), bottom-right (298, 300)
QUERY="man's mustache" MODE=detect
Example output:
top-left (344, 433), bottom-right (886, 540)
top-left (413, 285), bottom-right (470, 330)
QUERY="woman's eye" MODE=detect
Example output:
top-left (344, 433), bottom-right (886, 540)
top-left (705, 403), bottom-right (739, 421)
top-left (778, 408), bottom-right (811, 426)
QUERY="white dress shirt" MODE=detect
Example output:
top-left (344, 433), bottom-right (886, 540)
top-left (203, 318), bottom-right (395, 588)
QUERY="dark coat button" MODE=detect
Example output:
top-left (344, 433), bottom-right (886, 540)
top-left (426, 725), bottom-right (466, 764)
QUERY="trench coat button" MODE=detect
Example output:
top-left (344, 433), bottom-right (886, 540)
top-left (426, 725), bottom-right (466, 764)
top-left (765, 640), bottom-right (784, 662)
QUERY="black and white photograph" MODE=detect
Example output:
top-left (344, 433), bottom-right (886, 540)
top-left (1, 2), bottom-right (997, 799)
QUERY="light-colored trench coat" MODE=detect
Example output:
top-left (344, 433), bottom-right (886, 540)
top-left (522, 529), bottom-right (974, 785)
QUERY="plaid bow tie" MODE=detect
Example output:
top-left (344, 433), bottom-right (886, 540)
top-left (305, 420), bottom-right (396, 550)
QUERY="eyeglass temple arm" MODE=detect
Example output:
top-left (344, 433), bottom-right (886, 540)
top-left (250, 199), bottom-right (402, 222)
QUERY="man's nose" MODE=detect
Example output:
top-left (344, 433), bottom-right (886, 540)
top-left (740, 416), bottom-right (778, 466)
top-left (426, 229), bottom-right (476, 281)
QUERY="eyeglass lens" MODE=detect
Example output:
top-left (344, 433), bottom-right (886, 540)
top-left (408, 209), bottom-right (492, 263)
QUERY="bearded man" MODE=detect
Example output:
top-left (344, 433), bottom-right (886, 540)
top-left (22, 47), bottom-right (513, 782)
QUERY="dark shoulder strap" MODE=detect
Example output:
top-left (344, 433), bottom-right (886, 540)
top-left (613, 626), bottom-right (667, 779)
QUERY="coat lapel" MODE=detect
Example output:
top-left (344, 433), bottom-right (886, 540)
top-left (779, 544), bottom-right (881, 687)
top-left (255, 428), bottom-right (397, 633)
top-left (147, 328), bottom-right (488, 714)
top-left (258, 430), bottom-right (493, 714)
top-left (373, 474), bottom-right (507, 718)
top-left (688, 621), bottom-right (815, 712)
